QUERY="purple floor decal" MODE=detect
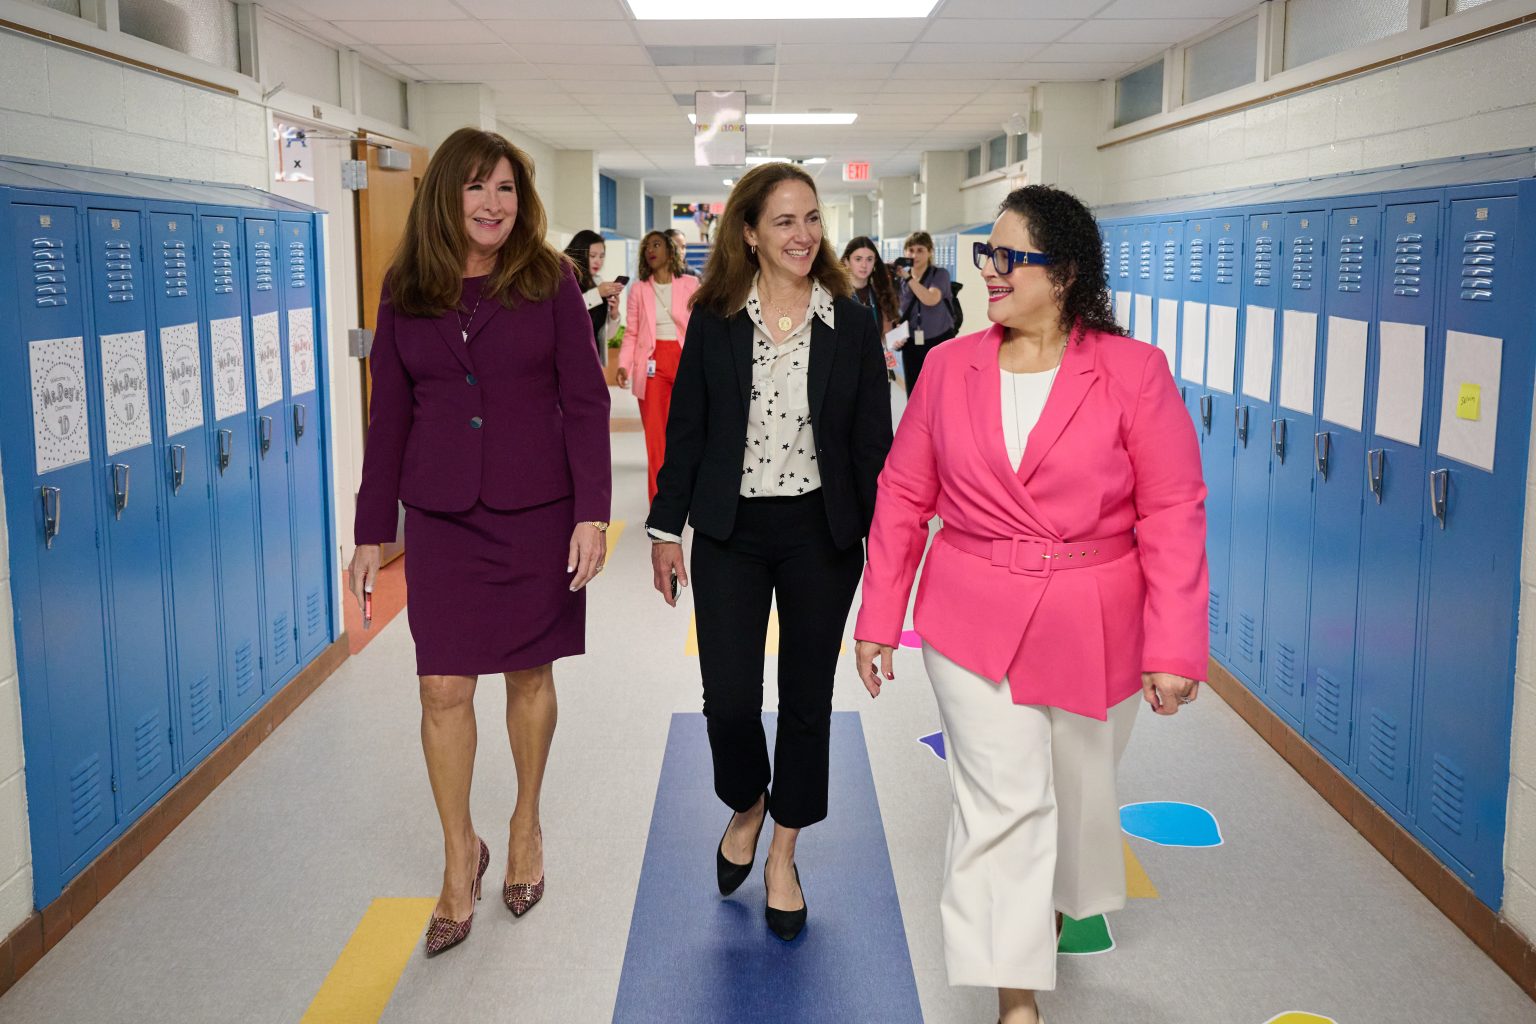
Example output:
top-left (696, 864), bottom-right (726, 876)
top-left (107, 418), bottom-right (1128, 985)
top-left (918, 731), bottom-right (946, 760)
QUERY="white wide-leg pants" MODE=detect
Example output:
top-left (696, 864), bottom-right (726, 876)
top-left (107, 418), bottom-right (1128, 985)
top-left (924, 644), bottom-right (1139, 991)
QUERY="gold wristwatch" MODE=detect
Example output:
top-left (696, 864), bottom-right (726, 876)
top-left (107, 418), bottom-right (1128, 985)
top-left (584, 521), bottom-right (610, 532)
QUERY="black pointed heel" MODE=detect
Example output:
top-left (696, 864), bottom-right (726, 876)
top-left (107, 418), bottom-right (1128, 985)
top-left (764, 864), bottom-right (806, 942)
top-left (716, 797), bottom-right (767, 896)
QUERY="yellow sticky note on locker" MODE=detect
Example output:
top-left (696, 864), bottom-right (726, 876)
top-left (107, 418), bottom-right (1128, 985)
top-left (1457, 382), bottom-right (1481, 421)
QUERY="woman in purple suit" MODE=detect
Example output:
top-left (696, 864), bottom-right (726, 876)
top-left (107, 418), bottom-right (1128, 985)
top-left (347, 128), bottom-right (612, 958)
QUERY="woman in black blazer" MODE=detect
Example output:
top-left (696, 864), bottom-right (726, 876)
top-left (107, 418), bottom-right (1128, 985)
top-left (646, 163), bottom-right (892, 941)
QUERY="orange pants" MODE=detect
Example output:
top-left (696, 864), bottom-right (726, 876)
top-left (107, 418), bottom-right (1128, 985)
top-left (637, 339), bottom-right (682, 503)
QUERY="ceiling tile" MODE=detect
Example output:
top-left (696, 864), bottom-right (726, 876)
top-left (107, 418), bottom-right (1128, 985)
top-left (328, 19), bottom-right (484, 45)
top-left (451, 0), bottom-right (629, 17)
top-left (1061, 17), bottom-right (1222, 44)
top-left (776, 63), bottom-right (896, 81)
top-left (938, 0), bottom-right (1116, 18)
top-left (776, 42), bottom-right (911, 64)
top-left (921, 18), bottom-right (1080, 43)
top-left (775, 18), bottom-right (929, 43)
top-left (1030, 41), bottom-right (1167, 63)
top-left (482, 20), bottom-right (639, 44)
top-left (375, 42), bottom-right (518, 63)
top-left (410, 62), bottom-right (549, 81)
top-left (504, 43), bottom-right (654, 65)
top-left (906, 42), bottom-right (1048, 62)
top-left (1095, 0), bottom-right (1258, 17)
top-left (263, 0), bottom-right (450, 19)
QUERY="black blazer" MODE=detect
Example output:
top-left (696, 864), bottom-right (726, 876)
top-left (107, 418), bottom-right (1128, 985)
top-left (648, 294), bottom-right (893, 550)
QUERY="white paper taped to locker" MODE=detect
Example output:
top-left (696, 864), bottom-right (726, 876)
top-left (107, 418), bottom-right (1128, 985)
top-left (1132, 293), bottom-right (1153, 344)
top-left (1206, 304), bottom-right (1238, 395)
top-left (1279, 310), bottom-right (1317, 415)
top-left (101, 330), bottom-right (152, 456)
top-left (253, 311), bottom-right (283, 409)
top-left (1156, 297), bottom-right (1179, 368)
top-left (161, 322), bottom-right (204, 437)
top-left (1436, 330), bottom-right (1502, 473)
top-left (1113, 291), bottom-right (1130, 331)
top-left (1241, 305), bottom-right (1275, 401)
top-left (1180, 301), bottom-right (1208, 385)
top-left (1374, 321), bottom-right (1425, 446)
top-left (1321, 316), bottom-right (1368, 432)
top-left (29, 336), bottom-right (90, 474)
top-left (210, 316), bottom-right (247, 421)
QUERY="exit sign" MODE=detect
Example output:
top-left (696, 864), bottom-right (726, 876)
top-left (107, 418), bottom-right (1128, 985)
top-left (843, 162), bottom-right (870, 182)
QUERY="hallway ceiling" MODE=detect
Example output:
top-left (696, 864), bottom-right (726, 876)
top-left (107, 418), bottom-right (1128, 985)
top-left (259, 0), bottom-right (1258, 196)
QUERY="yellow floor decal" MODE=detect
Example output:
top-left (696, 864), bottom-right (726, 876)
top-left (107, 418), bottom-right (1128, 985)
top-left (606, 520), bottom-right (625, 555)
top-left (687, 609), bottom-right (843, 656)
top-left (1124, 840), bottom-right (1159, 899)
top-left (1261, 1015), bottom-right (1338, 1024)
top-left (301, 897), bottom-right (436, 1023)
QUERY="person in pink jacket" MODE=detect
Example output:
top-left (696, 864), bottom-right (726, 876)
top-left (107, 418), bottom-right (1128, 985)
top-left (854, 185), bottom-right (1208, 1024)
top-left (617, 230), bottom-right (701, 501)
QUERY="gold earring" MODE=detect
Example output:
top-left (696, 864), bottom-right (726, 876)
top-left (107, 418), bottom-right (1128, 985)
top-left (750, 244), bottom-right (757, 255)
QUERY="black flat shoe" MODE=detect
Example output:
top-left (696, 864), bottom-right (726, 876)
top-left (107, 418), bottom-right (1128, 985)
top-left (764, 864), bottom-right (806, 942)
top-left (716, 798), bottom-right (767, 896)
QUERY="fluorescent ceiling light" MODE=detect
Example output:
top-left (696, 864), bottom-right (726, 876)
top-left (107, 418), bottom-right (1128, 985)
top-left (744, 155), bottom-right (828, 166)
top-left (630, 0), bottom-right (936, 17)
top-left (723, 179), bottom-right (735, 186)
top-left (688, 113), bottom-right (858, 126)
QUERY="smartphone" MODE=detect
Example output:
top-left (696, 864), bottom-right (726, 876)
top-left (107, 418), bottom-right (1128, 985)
top-left (893, 257), bottom-right (914, 270)
top-left (614, 275), bottom-right (630, 286)
top-left (363, 585), bottom-right (373, 630)
top-left (669, 571), bottom-right (680, 602)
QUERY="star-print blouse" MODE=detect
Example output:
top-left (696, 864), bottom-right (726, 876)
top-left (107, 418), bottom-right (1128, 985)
top-left (647, 277), bottom-right (837, 544)
top-left (740, 277), bottom-right (836, 498)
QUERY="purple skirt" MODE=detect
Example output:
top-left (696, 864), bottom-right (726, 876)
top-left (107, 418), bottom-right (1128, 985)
top-left (403, 497), bottom-right (584, 677)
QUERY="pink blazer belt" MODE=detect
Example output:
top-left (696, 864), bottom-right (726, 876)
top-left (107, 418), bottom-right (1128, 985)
top-left (940, 527), bottom-right (1136, 578)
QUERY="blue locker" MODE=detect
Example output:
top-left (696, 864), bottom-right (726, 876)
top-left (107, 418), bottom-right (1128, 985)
top-left (1260, 209), bottom-right (1326, 726)
top-left (1132, 222), bottom-right (1155, 346)
top-left (1202, 214), bottom-right (1245, 661)
top-left (200, 214), bottom-right (264, 721)
top-left (83, 206), bottom-right (177, 816)
top-left (1155, 219), bottom-right (1182, 378)
top-left (1227, 211), bottom-right (1283, 688)
top-left (1177, 218), bottom-right (1210, 432)
top-left (1354, 198), bottom-right (1440, 814)
top-left (278, 215), bottom-right (332, 662)
top-left (1415, 188), bottom-right (1532, 903)
top-left (1112, 224), bottom-right (1134, 331)
top-left (3, 202), bottom-right (119, 898)
top-left (1304, 203), bottom-right (1380, 763)
top-left (243, 217), bottom-right (298, 688)
top-left (148, 209), bottom-right (224, 766)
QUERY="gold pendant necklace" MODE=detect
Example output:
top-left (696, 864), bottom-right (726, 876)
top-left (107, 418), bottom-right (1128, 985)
top-left (777, 314), bottom-right (793, 332)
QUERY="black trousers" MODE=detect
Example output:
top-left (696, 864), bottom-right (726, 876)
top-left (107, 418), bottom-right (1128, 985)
top-left (691, 491), bottom-right (864, 829)
top-left (900, 329), bottom-right (956, 395)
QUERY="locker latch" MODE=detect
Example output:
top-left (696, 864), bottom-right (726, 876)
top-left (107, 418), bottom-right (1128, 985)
top-left (259, 415), bottom-right (274, 456)
top-left (293, 403), bottom-right (307, 442)
top-left (40, 486), bottom-right (61, 548)
top-left (1199, 394), bottom-right (1213, 432)
top-left (1314, 431), bottom-right (1331, 480)
top-left (1236, 405), bottom-right (1249, 446)
top-left (217, 428), bottom-right (234, 474)
top-left (111, 464), bottom-right (131, 520)
top-left (1368, 449), bottom-right (1385, 502)
top-left (1430, 469), bottom-right (1449, 529)
top-left (169, 444), bottom-right (187, 495)
top-left (1271, 417), bottom-right (1287, 463)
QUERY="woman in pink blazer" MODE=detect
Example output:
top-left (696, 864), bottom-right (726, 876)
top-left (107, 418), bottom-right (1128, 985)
top-left (854, 186), bottom-right (1207, 1024)
top-left (617, 230), bottom-right (700, 501)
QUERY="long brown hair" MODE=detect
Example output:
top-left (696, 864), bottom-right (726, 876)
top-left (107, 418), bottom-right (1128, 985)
top-left (841, 236), bottom-right (897, 323)
top-left (638, 229), bottom-right (686, 281)
top-left (693, 162), bottom-right (849, 317)
top-left (388, 127), bottom-right (565, 318)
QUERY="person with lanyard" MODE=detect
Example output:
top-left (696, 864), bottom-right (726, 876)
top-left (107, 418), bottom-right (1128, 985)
top-left (564, 228), bottom-right (623, 363)
top-left (347, 128), bottom-right (612, 959)
top-left (646, 162), bottom-right (892, 942)
top-left (617, 230), bottom-right (700, 502)
top-left (842, 235), bottom-right (900, 382)
top-left (854, 185), bottom-right (1207, 1023)
top-left (892, 230), bottom-right (957, 394)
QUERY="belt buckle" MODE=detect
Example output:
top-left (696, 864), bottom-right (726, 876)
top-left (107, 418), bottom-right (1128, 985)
top-left (1007, 536), bottom-right (1052, 577)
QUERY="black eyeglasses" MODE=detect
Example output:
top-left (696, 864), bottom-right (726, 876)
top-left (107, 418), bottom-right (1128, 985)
top-left (973, 242), bottom-right (1054, 274)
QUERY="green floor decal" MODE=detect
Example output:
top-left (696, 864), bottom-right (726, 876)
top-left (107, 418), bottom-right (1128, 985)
top-left (1057, 913), bottom-right (1115, 955)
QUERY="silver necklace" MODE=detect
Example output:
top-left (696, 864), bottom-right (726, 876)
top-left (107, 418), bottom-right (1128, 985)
top-left (456, 289), bottom-right (484, 343)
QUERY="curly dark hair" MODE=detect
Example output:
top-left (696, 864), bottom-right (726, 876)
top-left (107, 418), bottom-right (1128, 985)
top-left (998, 185), bottom-right (1123, 340)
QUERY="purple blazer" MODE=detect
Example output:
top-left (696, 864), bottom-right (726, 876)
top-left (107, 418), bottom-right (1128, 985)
top-left (354, 267), bottom-right (612, 544)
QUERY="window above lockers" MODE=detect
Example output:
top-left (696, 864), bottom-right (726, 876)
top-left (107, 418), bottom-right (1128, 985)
top-left (1184, 16), bottom-right (1259, 105)
top-left (119, 0), bottom-right (240, 71)
top-left (966, 146), bottom-right (982, 180)
top-left (261, 16), bottom-right (342, 106)
top-left (600, 174), bottom-right (617, 232)
top-left (359, 63), bottom-right (408, 130)
top-left (1114, 57), bottom-right (1165, 129)
top-left (1284, 0), bottom-right (1412, 70)
top-left (1450, 0), bottom-right (1498, 12)
top-left (20, 0), bottom-right (82, 16)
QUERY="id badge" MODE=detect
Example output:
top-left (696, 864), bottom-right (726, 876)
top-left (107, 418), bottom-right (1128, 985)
top-left (646, 358), bottom-right (657, 378)
top-left (914, 327), bottom-right (926, 347)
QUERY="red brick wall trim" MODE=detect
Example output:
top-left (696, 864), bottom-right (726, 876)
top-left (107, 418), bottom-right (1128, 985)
top-left (0, 633), bottom-right (350, 997)
top-left (1205, 658), bottom-right (1536, 1001)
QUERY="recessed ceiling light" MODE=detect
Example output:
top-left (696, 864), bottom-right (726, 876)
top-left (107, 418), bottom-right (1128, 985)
top-left (630, 0), bottom-right (936, 17)
top-left (723, 178), bottom-right (735, 186)
top-left (688, 113), bottom-right (858, 126)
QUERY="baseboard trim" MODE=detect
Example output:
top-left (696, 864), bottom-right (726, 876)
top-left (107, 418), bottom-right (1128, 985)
top-left (1205, 658), bottom-right (1536, 1001)
top-left (0, 633), bottom-right (350, 996)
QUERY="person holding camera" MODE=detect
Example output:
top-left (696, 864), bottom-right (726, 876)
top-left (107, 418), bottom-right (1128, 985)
top-left (891, 230), bottom-right (957, 394)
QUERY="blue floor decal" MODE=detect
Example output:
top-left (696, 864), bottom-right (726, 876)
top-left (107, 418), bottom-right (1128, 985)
top-left (613, 712), bottom-right (922, 1023)
top-left (1119, 801), bottom-right (1224, 848)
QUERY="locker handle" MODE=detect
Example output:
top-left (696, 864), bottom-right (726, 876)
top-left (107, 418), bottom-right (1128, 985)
top-left (1314, 431), bottom-right (1331, 480)
top-left (217, 428), bottom-right (233, 474)
top-left (1272, 417), bottom-right (1287, 463)
top-left (1236, 405), bottom-right (1249, 446)
top-left (1431, 468), bottom-right (1449, 529)
top-left (293, 403), bottom-right (307, 442)
top-left (40, 486), bottom-right (61, 549)
top-left (111, 463), bottom-right (131, 520)
top-left (170, 444), bottom-right (187, 494)
top-left (1368, 449), bottom-right (1385, 503)
top-left (1200, 394), bottom-right (1213, 432)
top-left (259, 415), bottom-right (273, 456)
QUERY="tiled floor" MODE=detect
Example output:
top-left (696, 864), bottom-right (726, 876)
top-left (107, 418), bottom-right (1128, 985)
top-left (1, 386), bottom-right (1532, 1022)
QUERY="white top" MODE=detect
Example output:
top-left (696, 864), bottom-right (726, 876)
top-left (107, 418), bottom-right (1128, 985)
top-left (740, 278), bottom-right (837, 497)
top-left (1001, 366), bottom-right (1059, 471)
top-left (653, 280), bottom-right (677, 339)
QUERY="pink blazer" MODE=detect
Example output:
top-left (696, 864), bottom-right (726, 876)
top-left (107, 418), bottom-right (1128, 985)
top-left (620, 275), bottom-right (699, 400)
top-left (854, 323), bottom-right (1208, 720)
